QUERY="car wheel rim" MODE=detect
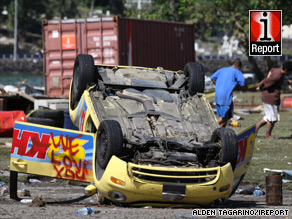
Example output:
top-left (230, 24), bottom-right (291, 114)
top-left (217, 139), bottom-right (223, 160)
top-left (185, 76), bottom-right (189, 91)
top-left (99, 131), bottom-right (108, 163)
top-left (71, 66), bottom-right (80, 108)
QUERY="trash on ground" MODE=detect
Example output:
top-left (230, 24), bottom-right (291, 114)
top-left (0, 111), bottom-right (27, 137)
top-left (234, 108), bottom-right (262, 115)
top-left (0, 186), bottom-right (9, 196)
top-left (28, 179), bottom-right (41, 183)
top-left (17, 189), bottom-right (31, 197)
top-left (20, 199), bottom-right (33, 204)
top-left (3, 85), bottom-right (19, 93)
top-left (142, 206), bottom-right (152, 208)
top-left (177, 214), bottom-right (195, 219)
top-left (227, 120), bottom-right (241, 127)
top-left (75, 207), bottom-right (100, 215)
top-left (253, 186), bottom-right (265, 196)
top-left (29, 196), bottom-right (46, 207)
top-left (235, 187), bottom-right (254, 195)
top-left (1, 80), bottom-right (44, 97)
top-left (232, 115), bottom-right (243, 121)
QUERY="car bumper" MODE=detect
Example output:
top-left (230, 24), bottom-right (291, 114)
top-left (94, 156), bottom-right (234, 207)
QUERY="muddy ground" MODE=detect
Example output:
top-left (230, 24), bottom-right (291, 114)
top-left (0, 175), bottom-right (291, 219)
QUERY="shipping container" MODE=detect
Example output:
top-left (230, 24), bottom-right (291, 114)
top-left (42, 16), bottom-right (195, 97)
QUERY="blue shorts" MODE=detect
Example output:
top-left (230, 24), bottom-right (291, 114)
top-left (216, 103), bottom-right (233, 119)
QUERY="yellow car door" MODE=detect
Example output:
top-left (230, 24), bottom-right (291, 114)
top-left (10, 121), bottom-right (94, 182)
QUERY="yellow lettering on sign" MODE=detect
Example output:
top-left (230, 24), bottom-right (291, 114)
top-left (47, 135), bottom-right (86, 163)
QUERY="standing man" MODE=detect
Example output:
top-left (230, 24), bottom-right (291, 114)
top-left (211, 59), bottom-right (245, 127)
top-left (255, 61), bottom-right (292, 139)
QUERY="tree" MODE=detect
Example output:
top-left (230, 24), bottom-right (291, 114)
top-left (1, 0), bottom-right (82, 44)
top-left (0, 0), bottom-right (10, 28)
top-left (88, 0), bottom-right (125, 16)
top-left (124, 0), bottom-right (219, 40)
top-left (46, 0), bottom-right (81, 19)
top-left (125, 0), bottom-right (292, 80)
top-left (214, 0), bottom-right (292, 80)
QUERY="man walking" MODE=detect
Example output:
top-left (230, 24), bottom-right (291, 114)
top-left (255, 61), bottom-right (292, 139)
top-left (211, 59), bottom-right (245, 127)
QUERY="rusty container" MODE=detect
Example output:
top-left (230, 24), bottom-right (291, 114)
top-left (42, 16), bottom-right (195, 97)
top-left (282, 97), bottom-right (292, 108)
top-left (265, 174), bottom-right (282, 206)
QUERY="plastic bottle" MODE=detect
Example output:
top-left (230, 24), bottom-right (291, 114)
top-left (177, 214), bottom-right (195, 219)
top-left (253, 186), bottom-right (264, 196)
top-left (75, 207), bottom-right (100, 215)
top-left (0, 186), bottom-right (9, 196)
top-left (29, 179), bottom-right (41, 183)
top-left (20, 199), bottom-right (33, 204)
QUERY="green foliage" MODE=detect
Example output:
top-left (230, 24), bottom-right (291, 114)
top-left (1, 0), bottom-right (82, 42)
top-left (125, 0), bottom-right (292, 76)
top-left (0, 0), bottom-right (126, 42)
top-left (98, 0), bottom-right (125, 16)
top-left (124, 0), bottom-right (220, 39)
top-left (46, 0), bottom-right (81, 19)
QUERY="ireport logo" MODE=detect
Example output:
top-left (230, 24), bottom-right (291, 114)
top-left (249, 10), bottom-right (282, 56)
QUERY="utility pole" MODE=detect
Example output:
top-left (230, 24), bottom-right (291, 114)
top-left (90, 0), bottom-right (94, 17)
top-left (13, 0), bottom-right (18, 61)
top-left (137, 0), bottom-right (141, 19)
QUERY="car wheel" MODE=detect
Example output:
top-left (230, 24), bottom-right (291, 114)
top-left (96, 120), bottom-right (123, 169)
top-left (31, 109), bottom-right (64, 121)
top-left (210, 128), bottom-right (238, 170)
top-left (230, 174), bottom-right (245, 197)
top-left (96, 190), bottom-right (111, 205)
top-left (70, 54), bottom-right (95, 110)
top-left (27, 117), bottom-right (63, 127)
top-left (183, 62), bottom-right (205, 95)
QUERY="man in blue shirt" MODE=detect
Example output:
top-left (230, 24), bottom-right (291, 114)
top-left (211, 59), bottom-right (245, 127)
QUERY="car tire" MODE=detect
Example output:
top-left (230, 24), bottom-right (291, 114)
top-left (210, 128), bottom-right (238, 170)
top-left (96, 191), bottom-right (111, 205)
top-left (96, 120), bottom-right (123, 169)
top-left (70, 54), bottom-right (95, 109)
top-left (31, 109), bottom-right (64, 121)
top-left (27, 117), bottom-right (63, 127)
top-left (230, 174), bottom-right (245, 197)
top-left (183, 62), bottom-right (205, 95)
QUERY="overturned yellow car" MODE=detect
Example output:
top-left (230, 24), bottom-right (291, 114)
top-left (10, 54), bottom-right (255, 207)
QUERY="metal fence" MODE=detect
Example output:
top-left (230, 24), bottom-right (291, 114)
top-left (1, 53), bottom-right (292, 62)
top-left (196, 55), bottom-right (292, 61)
top-left (0, 54), bottom-right (42, 59)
